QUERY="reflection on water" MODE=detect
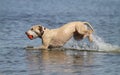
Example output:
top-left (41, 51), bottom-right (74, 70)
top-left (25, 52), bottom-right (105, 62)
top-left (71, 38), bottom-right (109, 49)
top-left (26, 49), bottom-right (96, 75)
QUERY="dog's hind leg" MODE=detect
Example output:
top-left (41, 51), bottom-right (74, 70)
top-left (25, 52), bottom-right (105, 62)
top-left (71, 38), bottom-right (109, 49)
top-left (87, 34), bottom-right (93, 42)
top-left (76, 28), bottom-right (93, 42)
top-left (75, 23), bottom-right (93, 42)
top-left (83, 30), bottom-right (93, 42)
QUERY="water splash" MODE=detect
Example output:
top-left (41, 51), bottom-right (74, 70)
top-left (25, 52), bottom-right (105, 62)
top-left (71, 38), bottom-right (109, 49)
top-left (64, 34), bottom-right (120, 52)
top-left (92, 34), bottom-right (120, 51)
top-left (64, 37), bottom-right (99, 50)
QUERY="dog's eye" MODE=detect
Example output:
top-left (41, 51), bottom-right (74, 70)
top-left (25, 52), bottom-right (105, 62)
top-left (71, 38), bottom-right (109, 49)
top-left (31, 28), bottom-right (33, 30)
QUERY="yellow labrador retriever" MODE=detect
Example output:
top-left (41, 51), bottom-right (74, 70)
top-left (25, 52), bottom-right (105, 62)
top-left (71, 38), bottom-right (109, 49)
top-left (25, 21), bottom-right (94, 49)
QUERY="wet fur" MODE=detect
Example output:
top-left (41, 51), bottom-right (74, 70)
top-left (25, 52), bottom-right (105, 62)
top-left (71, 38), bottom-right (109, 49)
top-left (26, 21), bottom-right (94, 49)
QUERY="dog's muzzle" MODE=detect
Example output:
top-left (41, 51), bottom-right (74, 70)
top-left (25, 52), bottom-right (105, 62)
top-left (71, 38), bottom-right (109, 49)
top-left (25, 32), bottom-right (34, 40)
top-left (25, 30), bottom-right (38, 40)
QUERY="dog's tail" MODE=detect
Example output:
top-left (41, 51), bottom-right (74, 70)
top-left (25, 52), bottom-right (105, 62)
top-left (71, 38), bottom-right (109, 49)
top-left (83, 22), bottom-right (94, 32)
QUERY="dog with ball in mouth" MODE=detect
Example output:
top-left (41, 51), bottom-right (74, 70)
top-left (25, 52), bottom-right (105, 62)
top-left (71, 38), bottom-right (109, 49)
top-left (25, 21), bottom-right (94, 50)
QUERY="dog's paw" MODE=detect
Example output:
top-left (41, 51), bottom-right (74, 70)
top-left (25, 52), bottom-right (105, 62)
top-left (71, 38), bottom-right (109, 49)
top-left (40, 46), bottom-right (48, 50)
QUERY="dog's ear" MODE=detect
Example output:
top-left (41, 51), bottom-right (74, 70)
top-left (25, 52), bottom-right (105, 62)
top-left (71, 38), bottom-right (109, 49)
top-left (39, 26), bottom-right (46, 31)
top-left (38, 26), bottom-right (43, 32)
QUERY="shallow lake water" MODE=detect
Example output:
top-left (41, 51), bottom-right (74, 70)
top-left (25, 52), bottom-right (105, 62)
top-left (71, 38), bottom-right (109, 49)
top-left (0, 0), bottom-right (120, 75)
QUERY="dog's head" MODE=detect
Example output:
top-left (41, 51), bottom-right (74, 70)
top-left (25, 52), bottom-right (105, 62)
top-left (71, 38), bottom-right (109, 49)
top-left (25, 25), bottom-right (46, 40)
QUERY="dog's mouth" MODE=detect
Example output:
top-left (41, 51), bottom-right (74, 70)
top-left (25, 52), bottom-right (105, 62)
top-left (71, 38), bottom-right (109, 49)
top-left (27, 35), bottom-right (33, 40)
top-left (25, 32), bottom-right (33, 40)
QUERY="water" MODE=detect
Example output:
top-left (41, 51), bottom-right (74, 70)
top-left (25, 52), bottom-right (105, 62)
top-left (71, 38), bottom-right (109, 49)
top-left (64, 34), bottom-right (120, 52)
top-left (0, 0), bottom-right (120, 75)
top-left (92, 35), bottom-right (120, 51)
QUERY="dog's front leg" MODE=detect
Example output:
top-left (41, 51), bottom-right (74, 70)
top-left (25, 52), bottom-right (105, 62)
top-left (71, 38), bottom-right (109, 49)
top-left (29, 45), bottom-right (48, 50)
top-left (40, 38), bottom-right (51, 50)
top-left (40, 45), bottom-right (48, 50)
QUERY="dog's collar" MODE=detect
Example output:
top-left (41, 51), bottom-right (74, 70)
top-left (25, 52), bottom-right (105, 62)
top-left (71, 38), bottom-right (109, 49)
top-left (39, 30), bottom-right (44, 38)
top-left (34, 28), bottom-right (46, 38)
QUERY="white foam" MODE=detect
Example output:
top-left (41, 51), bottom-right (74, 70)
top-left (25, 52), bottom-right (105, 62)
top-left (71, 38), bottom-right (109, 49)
top-left (92, 34), bottom-right (120, 51)
top-left (64, 37), bottom-right (98, 50)
top-left (64, 34), bottom-right (120, 52)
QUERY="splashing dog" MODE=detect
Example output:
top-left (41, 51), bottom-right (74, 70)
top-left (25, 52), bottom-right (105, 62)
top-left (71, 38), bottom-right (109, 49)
top-left (25, 21), bottom-right (94, 49)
